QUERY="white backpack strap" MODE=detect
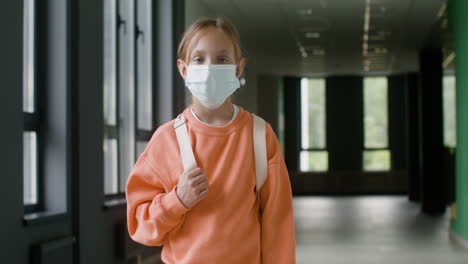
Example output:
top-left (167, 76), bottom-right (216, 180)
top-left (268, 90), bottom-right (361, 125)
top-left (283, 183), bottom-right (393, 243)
top-left (252, 114), bottom-right (268, 199)
top-left (173, 114), bottom-right (197, 174)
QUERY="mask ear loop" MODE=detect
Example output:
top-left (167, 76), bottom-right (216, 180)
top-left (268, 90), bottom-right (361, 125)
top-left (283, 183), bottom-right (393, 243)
top-left (235, 64), bottom-right (241, 79)
top-left (234, 56), bottom-right (244, 78)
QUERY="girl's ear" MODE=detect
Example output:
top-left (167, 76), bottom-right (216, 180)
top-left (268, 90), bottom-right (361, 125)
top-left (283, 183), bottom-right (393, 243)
top-left (177, 59), bottom-right (188, 80)
top-left (236, 58), bottom-right (246, 78)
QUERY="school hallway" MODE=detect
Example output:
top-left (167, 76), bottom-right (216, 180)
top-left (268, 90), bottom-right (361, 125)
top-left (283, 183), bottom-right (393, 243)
top-left (2, 0), bottom-right (468, 263)
top-left (294, 196), bottom-right (468, 263)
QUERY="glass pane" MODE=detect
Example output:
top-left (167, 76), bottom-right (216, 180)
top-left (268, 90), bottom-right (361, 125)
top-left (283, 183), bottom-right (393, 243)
top-left (137, 0), bottom-right (153, 130)
top-left (103, 0), bottom-right (117, 125)
top-left (104, 138), bottom-right (119, 195)
top-left (364, 77), bottom-right (388, 148)
top-left (363, 150), bottom-right (391, 171)
top-left (119, 0), bottom-right (136, 193)
top-left (136, 141), bottom-right (148, 159)
top-left (23, 0), bottom-right (35, 113)
top-left (23, 132), bottom-right (37, 205)
top-left (301, 78), bottom-right (326, 149)
top-left (300, 151), bottom-right (328, 172)
top-left (443, 75), bottom-right (456, 148)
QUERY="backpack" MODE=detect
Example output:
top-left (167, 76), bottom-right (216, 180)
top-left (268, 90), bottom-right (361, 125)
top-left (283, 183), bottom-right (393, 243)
top-left (172, 113), bottom-right (268, 201)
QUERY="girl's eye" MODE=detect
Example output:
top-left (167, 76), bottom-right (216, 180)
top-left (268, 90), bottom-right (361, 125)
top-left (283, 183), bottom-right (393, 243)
top-left (193, 57), bottom-right (204, 63)
top-left (218, 57), bottom-right (228, 63)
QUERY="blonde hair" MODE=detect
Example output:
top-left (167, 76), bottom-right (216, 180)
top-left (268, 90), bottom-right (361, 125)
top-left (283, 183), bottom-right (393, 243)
top-left (177, 17), bottom-right (243, 63)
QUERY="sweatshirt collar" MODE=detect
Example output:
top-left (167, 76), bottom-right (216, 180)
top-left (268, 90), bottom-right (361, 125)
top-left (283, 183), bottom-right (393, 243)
top-left (181, 103), bottom-right (249, 135)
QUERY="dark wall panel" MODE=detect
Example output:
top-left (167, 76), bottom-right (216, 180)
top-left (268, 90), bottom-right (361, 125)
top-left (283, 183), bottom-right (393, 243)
top-left (406, 72), bottom-right (421, 201)
top-left (419, 48), bottom-right (446, 215)
top-left (0, 0), bottom-right (26, 263)
top-left (326, 76), bottom-right (363, 171)
top-left (283, 77), bottom-right (301, 171)
top-left (257, 75), bottom-right (280, 135)
top-left (31, 236), bottom-right (75, 264)
top-left (388, 75), bottom-right (409, 171)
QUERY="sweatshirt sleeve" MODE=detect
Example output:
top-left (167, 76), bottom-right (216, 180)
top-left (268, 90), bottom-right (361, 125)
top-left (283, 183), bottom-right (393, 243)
top-left (125, 153), bottom-right (190, 246)
top-left (259, 123), bottom-right (296, 263)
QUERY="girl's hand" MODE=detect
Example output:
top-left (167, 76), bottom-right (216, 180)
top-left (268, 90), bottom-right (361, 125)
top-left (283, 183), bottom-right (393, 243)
top-left (176, 167), bottom-right (209, 209)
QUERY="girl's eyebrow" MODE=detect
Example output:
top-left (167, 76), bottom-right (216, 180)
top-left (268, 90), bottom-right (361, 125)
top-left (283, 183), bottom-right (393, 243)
top-left (191, 50), bottom-right (206, 56)
top-left (190, 49), bottom-right (231, 57)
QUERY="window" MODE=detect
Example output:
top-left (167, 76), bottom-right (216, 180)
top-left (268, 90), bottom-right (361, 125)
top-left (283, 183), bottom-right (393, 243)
top-left (363, 77), bottom-right (391, 171)
top-left (135, 0), bottom-right (153, 159)
top-left (300, 78), bottom-right (328, 172)
top-left (103, 0), bottom-right (120, 195)
top-left (22, 0), bottom-right (69, 217)
top-left (23, 0), bottom-right (41, 212)
top-left (443, 75), bottom-right (456, 148)
top-left (103, 0), bottom-right (154, 196)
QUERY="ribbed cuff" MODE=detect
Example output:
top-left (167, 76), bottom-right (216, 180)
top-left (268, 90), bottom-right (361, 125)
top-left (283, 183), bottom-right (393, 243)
top-left (159, 185), bottom-right (190, 220)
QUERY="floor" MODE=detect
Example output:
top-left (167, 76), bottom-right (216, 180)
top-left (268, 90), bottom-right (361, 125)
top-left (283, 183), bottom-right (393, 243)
top-left (293, 196), bottom-right (468, 264)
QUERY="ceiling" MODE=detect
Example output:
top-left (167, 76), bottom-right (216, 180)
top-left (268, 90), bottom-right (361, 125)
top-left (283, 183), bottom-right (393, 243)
top-left (189, 0), bottom-right (454, 76)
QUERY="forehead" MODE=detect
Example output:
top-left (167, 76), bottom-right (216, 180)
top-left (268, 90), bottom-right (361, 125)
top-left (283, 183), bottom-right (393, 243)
top-left (188, 27), bottom-right (235, 57)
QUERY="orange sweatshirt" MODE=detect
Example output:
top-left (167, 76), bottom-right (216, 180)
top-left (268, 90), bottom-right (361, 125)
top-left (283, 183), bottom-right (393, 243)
top-left (125, 105), bottom-right (296, 264)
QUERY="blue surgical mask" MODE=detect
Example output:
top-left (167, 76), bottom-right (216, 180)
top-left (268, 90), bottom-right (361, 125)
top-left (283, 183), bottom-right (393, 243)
top-left (184, 64), bottom-right (240, 109)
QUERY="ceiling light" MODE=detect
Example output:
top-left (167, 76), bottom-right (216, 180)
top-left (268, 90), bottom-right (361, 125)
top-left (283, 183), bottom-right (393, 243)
top-left (312, 48), bottom-right (325, 56)
top-left (362, 0), bottom-right (371, 58)
top-left (437, 3), bottom-right (447, 18)
top-left (364, 5), bottom-right (371, 33)
top-left (297, 9), bottom-right (313, 16)
top-left (297, 41), bottom-right (308, 58)
top-left (363, 33), bottom-right (369, 41)
top-left (305, 32), bottom-right (320, 39)
top-left (443, 52), bottom-right (455, 68)
top-left (374, 47), bottom-right (387, 54)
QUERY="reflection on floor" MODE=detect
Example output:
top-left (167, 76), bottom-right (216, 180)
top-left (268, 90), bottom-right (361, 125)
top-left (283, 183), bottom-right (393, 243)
top-left (293, 196), bottom-right (468, 264)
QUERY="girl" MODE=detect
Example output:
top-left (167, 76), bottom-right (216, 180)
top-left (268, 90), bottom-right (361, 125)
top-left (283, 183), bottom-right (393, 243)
top-left (125, 17), bottom-right (296, 264)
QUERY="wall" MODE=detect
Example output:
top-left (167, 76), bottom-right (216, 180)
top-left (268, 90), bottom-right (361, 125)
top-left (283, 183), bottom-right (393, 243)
top-left (282, 75), bottom-right (410, 195)
top-left (257, 75), bottom-right (280, 134)
top-left (449, 0), bottom-right (468, 244)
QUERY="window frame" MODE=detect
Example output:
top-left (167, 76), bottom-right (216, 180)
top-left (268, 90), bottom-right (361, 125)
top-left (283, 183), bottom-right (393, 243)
top-left (103, 0), bottom-right (123, 198)
top-left (23, 116), bottom-right (44, 213)
top-left (103, 0), bottom-right (155, 199)
top-left (23, 0), bottom-right (45, 214)
top-left (134, 0), bottom-right (154, 160)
